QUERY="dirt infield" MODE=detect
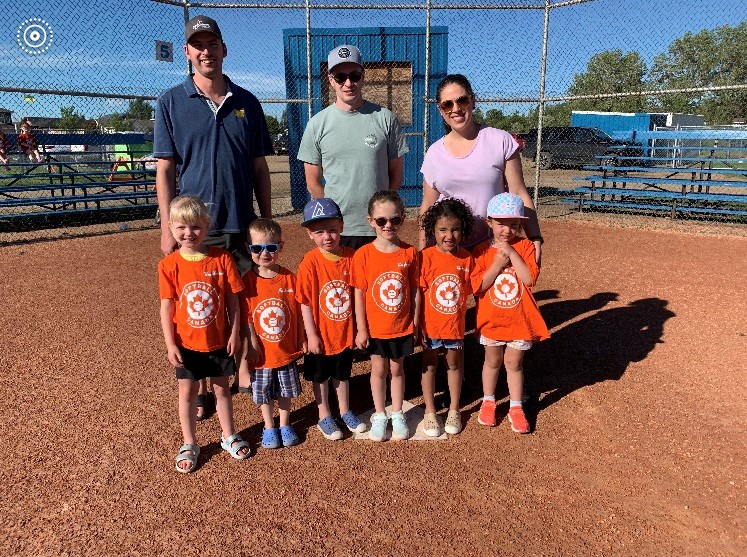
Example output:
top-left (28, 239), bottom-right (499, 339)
top-left (2, 218), bottom-right (745, 556)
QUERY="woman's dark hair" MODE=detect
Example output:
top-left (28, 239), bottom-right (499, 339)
top-left (436, 74), bottom-right (475, 133)
top-left (420, 197), bottom-right (475, 242)
top-left (368, 189), bottom-right (405, 216)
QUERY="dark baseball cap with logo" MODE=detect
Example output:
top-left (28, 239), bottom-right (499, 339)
top-left (301, 198), bottom-right (343, 227)
top-left (185, 16), bottom-right (222, 42)
top-left (328, 45), bottom-right (363, 72)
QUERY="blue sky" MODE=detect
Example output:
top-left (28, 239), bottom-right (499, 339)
top-left (0, 0), bottom-right (744, 122)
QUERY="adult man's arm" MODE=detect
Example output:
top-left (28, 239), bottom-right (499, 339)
top-left (156, 157), bottom-right (178, 256)
top-left (304, 162), bottom-right (325, 199)
top-left (253, 156), bottom-right (272, 218)
top-left (388, 156), bottom-right (404, 191)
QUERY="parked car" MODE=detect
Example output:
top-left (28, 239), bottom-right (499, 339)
top-left (272, 134), bottom-right (288, 155)
top-left (522, 126), bottom-right (642, 169)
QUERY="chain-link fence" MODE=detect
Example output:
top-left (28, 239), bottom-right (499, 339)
top-left (1, 0), bottom-right (746, 243)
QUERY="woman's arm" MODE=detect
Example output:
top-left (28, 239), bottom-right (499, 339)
top-left (504, 154), bottom-right (542, 262)
top-left (418, 181), bottom-right (441, 250)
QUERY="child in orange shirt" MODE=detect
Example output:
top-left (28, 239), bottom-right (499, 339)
top-left (352, 191), bottom-right (420, 442)
top-left (418, 198), bottom-right (476, 436)
top-left (158, 195), bottom-right (251, 473)
top-left (471, 193), bottom-right (549, 434)
top-left (297, 198), bottom-right (366, 440)
top-left (238, 218), bottom-right (306, 449)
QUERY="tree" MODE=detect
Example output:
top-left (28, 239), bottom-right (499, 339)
top-left (649, 23), bottom-right (747, 124)
top-left (567, 50), bottom-right (647, 113)
top-left (527, 103), bottom-right (573, 127)
top-left (280, 110), bottom-right (288, 134)
top-left (265, 115), bottom-right (281, 137)
top-left (58, 106), bottom-right (85, 131)
top-left (124, 98), bottom-right (153, 120)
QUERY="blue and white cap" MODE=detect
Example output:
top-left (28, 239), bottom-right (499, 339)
top-left (301, 198), bottom-right (343, 226)
top-left (328, 45), bottom-right (363, 72)
top-left (486, 193), bottom-right (528, 219)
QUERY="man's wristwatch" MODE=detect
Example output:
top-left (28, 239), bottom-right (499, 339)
top-left (529, 235), bottom-right (544, 245)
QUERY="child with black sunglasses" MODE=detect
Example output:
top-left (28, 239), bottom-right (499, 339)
top-left (352, 191), bottom-right (420, 441)
top-left (238, 218), bottom-right (306, 449)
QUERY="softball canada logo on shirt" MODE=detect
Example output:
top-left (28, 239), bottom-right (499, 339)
top-left (430, 273), bottom-right (462, 314)
top-left (320, 280), bottom-right (352, 321)
top-left (373, 271), bottom-right (406, 313)
top-left (255, 298), bottom-right (291, 342)
top-left (182, 282), bottom-right (219, 328)
top-left (489, 270), bottom-right (522, 309)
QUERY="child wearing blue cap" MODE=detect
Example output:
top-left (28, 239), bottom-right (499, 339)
top-left (470, 193), bottom-right (549, 434)
top-left (295, 198), bottom-right (366, 440)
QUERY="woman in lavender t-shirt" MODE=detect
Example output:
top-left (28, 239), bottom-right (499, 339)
top-left (419, 74), bottom-right (542, 259)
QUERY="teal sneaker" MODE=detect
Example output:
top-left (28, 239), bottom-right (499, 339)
top-left (369, 412), bottom-right (388, 442)
top-left (390, 410), bottom-right (409, 441)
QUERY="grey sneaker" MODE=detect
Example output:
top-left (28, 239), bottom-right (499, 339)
top-left (369, 412), bottom-right (388, 442)
top-left (444, 409), bottom-right (462, 435)
top-left (390, 410), bottom-right (409, 440)
top-left (422, 412), bottom-right (441, 437)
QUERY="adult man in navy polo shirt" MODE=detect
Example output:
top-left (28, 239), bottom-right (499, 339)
top-left (154, 15), bottom-right (274, 271)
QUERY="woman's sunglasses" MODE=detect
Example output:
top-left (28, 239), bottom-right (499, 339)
top-left (247, 242), bottom-right (282, 254)
top-left (438, 95), bottom-right (471, 112)
top-left (331, 70), bottom-right (363, 85)
top-left (373, 216), bottom-right (403, 227)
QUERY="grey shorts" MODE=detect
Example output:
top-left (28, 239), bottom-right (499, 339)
top-left (250, 361), bottom-right (301, 405)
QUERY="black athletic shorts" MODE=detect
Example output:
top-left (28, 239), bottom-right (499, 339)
top-left (303, 348), bottom-right (354, 383)
top-left (175, 346), bottom-right (236, 381)
top-left (367, 334), bottom-right (414, 360)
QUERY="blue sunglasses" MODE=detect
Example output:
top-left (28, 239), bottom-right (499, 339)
top-left (247, 242), bottom-right (282, 254)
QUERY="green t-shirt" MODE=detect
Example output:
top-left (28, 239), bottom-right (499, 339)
top-left (298, 101), bottom-right (409, 237)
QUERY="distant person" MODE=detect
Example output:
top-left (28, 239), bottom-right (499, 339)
top-left (0, 129), bottom-right (10, 169)
top-left (17, 118), bottom-right (43, 163)
top-left (470, 193), bottom-right (549, 434)
top-left (419, 74), bottom-right (543, 260)
top-left (296, 198), bottom-right (366, 441)
top-left (158, 196), bottom-right (251, 473)
top-left (298, 45), bottom-right (409, 249)
top-left (238, 219), bottom-right (306, 450)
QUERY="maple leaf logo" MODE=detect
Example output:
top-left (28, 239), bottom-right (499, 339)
top-left (331, 291), bottom-right (347, 307)
top-left (497, 277), bottom-right (515, 295)
top-left (189, 293), bottom-right (208, 313)
top-left (385, 283), bottom-right (401, 300)
top-left (439, 284), bottom-right (456, 300)
top-left (263, 310), bottom-right (282, 328)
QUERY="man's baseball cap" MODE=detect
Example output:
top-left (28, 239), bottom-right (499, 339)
top-left (185, 16), bottom-right (222, 42)
top-left (328, 45), bottom-right (363, 72)
top-left (301, 198), bottom-right (343, 226)
top-left (486, 193), bottom-right (528, 219)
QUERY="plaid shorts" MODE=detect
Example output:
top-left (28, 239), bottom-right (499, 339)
top-left (479, 336), bottom-right (533, 351)
top-left (250, 361), bottom-right (301, 405)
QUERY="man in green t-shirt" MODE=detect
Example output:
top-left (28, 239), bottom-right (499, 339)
top-left (298, 45), bottom-right (409, 249)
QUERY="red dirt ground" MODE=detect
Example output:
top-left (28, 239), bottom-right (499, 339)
top-left (1, 218), bottom-right (745, 556)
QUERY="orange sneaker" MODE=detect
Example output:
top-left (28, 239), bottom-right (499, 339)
top-left (508, 406), bottom-right (530, 434)
top-left (477, 399), bottom-right (497, 427)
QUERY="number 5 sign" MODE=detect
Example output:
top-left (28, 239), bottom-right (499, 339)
top-left (155, 41), bottom-right (173, 62)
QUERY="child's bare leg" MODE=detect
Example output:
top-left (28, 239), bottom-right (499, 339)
top-left (421, 348), bottom-right (439, 414)
top-left (211, 376), bottom-right (235, 437)
top-left (196, 378), bottom-right (208, 419)
top-left (237, 339), bottom-right (251, 389)
top-left (260, 402), bottom-right (275, 429)
top-left (177, 379), bottom-right (199, 471)
top-left (278, 396), bottom-right (292, 427)
top-left (333, 379), bottom-right (349, 415)
top-left (503, 347), bottom-right (525, 402)
top-left (445, 348), bottom-right (464, 412)
top-left (482, 345), bottom-right (504, 397)
top-left (313, 380), bottom-right (332, 420)
top-left (389, 357), bottom-right (406, 413)
top-left (370, 355), bottom-right (389, 413)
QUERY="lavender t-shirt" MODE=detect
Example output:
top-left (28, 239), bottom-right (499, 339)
top-left (421, 126), bottom-right (518, 247)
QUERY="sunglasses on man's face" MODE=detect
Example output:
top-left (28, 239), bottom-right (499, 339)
top-left (372, 216), bottom-right (403, 227)
top-left (331, 70), bottom-right (363, 85)
top-left (247, 242), bottom-right (282, 254)
top-left (438, 95), bottom-right (471, 112)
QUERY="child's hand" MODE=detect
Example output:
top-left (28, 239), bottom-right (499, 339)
top-left (307, 333), bottom-right (323, 355)
top-left (166, 344), bottom-right (183, 368)
top-left (246, 336), bottom-right (263, 364)
top-left (355, 330), bottom-right (369, 351)
top-left (226, 331), bottom-right (241, 358)
top-left (301, 340), bottom-right (308, 354)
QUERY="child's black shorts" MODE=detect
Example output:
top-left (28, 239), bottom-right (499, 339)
top-left (303, 348), bottom-right (354, 383)
top-left (175, 346), bottom-right (236, 381)
top-left (368, 334), bottom-right (414, 360)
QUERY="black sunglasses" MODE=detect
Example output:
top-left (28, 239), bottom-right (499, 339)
top-left (331, 70), bottom-right (363, 84)
top-left (373, 216), bottom-right (403, 227)
top-left (247, 242), bottom-right (282, 254)
top-left (438, 95), bottom-right (471, 112)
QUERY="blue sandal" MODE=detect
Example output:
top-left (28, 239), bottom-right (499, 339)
top-left (280, 425), bottom-right (300, 447)
top-left (175, 443), bottom-right (200, 473)
top-left (262, 427), bottom-right (281, 449)
top-left (220, 433), bottom-right (251, 460)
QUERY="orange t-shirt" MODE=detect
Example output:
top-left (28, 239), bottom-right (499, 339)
top-left (351, 241), bottom-right (418, 339)
top-left (471, 238), bottom-right (549, 342)
top-left (158, 247), bottom-right (244, 352)
top-left (419, 246), bottom-right (474, 340)
top-left (295, 247), bottom-right (355, 355)
top-left (241, 266), bottom-right (304, 369)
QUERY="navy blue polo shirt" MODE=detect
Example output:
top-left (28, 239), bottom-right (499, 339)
top-left (154, 76), bottom-right (274, 234)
